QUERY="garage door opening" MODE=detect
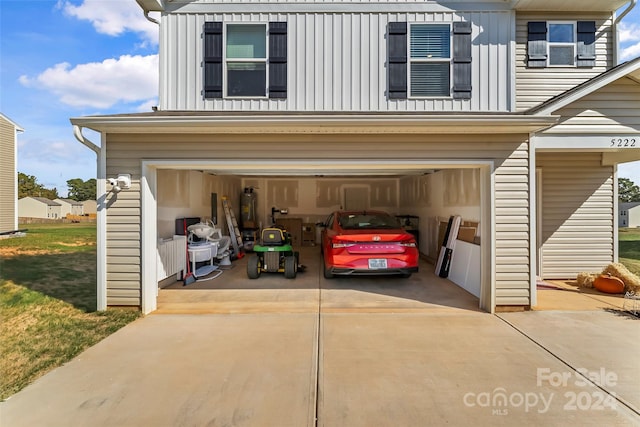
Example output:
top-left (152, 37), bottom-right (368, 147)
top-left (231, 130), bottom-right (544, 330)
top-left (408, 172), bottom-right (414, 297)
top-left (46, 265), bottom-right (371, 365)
top-left (145, 160), bottom-right (492, 313)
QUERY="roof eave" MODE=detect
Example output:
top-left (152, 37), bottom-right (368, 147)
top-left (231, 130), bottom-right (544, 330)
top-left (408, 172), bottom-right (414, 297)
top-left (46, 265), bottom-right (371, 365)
top-left (70, 113), bottom-right (558, 135)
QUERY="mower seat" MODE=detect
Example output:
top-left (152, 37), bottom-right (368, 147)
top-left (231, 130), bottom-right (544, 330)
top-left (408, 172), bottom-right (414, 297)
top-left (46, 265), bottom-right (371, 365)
top-left (261, 228), bottom-right (286, 246)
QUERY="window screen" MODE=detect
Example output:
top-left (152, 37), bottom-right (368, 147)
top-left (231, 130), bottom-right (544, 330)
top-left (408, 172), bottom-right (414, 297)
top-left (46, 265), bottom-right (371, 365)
top-left (226, 24), bottom-right (267, 96)
top-left (409, 24), bottom-right (451, 97)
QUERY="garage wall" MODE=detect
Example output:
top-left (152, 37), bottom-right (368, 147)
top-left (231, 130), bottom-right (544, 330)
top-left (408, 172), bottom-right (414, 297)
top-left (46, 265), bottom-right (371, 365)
top-left (400, 170), bottom-right (481, 260)
top-left (538, 152), bottom-right (614, 278)
top-left (157, 170), bottom-right (242, 238)
top-left (241, 177), bottom-right (402, 228)
top-left (105, 132), bottom-right (531, 309)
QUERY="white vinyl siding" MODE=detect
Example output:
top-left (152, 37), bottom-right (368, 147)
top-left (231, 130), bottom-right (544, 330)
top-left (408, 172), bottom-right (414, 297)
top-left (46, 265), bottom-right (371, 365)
top-left (494, 142), bottom-right (531, 306)
top-left (104, 133), bottom-right (531, 308)
top-left (547, 76), bottom-right (640, 134)
top-left (515, 13), bottom-right (612, 111)
top-left (160, 11), bottom-right (512, 112)
top-left (538, 153), bottom-right (614, 279)
top-left (0, 116), bottom-right (17, 233)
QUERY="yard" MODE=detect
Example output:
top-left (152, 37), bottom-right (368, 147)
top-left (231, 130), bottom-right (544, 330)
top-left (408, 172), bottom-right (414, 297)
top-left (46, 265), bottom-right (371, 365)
top-left (0, 223), bottom-right (140, 400)
top-left (619, 227), bottom-right (640, 276)
top-left (1, 223), bottom-right (638, 400)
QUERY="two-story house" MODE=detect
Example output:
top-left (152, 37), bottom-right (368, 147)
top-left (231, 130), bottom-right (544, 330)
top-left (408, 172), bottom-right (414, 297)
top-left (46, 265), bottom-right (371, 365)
top-left (71, 0), bottom-right (640, 314)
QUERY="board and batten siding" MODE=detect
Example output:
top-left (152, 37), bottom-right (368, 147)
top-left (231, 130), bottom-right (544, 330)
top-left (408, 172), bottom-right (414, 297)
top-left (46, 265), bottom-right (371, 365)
top-left (538, 152), bottom-right (614, 279)
top-left (515, 13), bottom-right (613, 112)
top-left (104, 133), bottom-right (532, 308)
top-left (0, 116), bottom-right (17, 233)
top-left (161, 11), bottom-right (512, 112)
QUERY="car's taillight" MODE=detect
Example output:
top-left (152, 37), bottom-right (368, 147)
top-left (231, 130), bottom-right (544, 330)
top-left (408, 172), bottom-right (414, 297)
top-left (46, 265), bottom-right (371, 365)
top-left (399, 241), bottom-right (417, 248)
top-left (331, 240), bottom-right (355, 249)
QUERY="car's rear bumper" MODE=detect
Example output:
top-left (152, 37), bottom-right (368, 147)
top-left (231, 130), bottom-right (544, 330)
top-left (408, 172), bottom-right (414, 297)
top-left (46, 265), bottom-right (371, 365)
top-left (327, 266), bottom-right (419, 276)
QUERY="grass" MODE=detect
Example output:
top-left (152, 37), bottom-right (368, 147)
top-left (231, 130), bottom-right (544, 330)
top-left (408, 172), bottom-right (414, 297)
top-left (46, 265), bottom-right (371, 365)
top-left (619, 227), bottom-right (640, 276)
top-left (0, 223), bottom-right (140, 400)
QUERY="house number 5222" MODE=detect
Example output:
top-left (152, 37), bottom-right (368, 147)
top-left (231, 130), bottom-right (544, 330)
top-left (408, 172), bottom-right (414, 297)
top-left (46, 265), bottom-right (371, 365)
top-left (610, 138), bottom-right (636, 147)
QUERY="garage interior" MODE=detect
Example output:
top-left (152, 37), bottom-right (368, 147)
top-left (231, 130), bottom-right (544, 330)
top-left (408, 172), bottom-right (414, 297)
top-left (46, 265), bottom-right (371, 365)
top-left (155, 166), bottom-right (484, 312)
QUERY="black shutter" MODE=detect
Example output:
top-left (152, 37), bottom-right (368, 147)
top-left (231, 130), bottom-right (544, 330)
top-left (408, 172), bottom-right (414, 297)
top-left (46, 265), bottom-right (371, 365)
top-left (269, 22), bottom-right (287, 99)
top-left (388, 22), bottom-right (407, 99)
top-left (203, 22), bottom-right (223, 99)
top-left (527, 21), bottom-right (547, 68)
top-left (452, 21), bottom-right (472, 100)
top-left (577, 21), bottom-right (596, 67)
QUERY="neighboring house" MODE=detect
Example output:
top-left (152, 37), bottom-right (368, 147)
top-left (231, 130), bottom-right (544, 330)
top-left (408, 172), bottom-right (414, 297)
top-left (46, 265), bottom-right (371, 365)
top-left (71, 0), bottom-right (640, 313)
top-left (0, 113), bottom-right (22, 233)
top-left (18, 197), bottom-right (62, 219)
top-left (54, 198), bottom-right (84, 217)
top-left (82, 199), bottom-right (97, 215)
top-left (620, 202), bottom-right (640, 228)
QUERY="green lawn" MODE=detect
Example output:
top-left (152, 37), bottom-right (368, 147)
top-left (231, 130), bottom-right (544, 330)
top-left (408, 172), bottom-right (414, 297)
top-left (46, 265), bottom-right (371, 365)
top-left (0, 224), bottom-right (140, 400)
top-left (619, 227), bottom-right (640, 276)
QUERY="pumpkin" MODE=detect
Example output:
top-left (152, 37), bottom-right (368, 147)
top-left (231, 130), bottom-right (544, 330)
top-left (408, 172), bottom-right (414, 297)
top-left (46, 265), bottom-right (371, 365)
top-left (593, 274), bottom-right (625, 294)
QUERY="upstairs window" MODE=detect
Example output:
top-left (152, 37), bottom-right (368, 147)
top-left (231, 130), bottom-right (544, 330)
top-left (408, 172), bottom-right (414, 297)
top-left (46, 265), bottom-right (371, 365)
top-left (226, 24), bottom-right (267, 97)
top-left (388, 21), bottom-right (471, 100)
top-left (410, 24), bottom-right (451, 97)
top-left (203, 22), bottom-right (287, 99)
top-left (527, 21), bottom-right (596, 68)
top-left (548, 22), bottom-right (575, 66)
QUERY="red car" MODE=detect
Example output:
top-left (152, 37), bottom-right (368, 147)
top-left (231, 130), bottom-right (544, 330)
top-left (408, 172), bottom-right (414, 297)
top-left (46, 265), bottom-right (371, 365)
top-left (320, 210), bottom-right (419, 278)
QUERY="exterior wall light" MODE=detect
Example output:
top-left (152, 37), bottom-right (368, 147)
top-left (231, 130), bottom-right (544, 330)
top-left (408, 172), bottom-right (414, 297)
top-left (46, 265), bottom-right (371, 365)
top-left (108, 174), bottom-right (132, 193)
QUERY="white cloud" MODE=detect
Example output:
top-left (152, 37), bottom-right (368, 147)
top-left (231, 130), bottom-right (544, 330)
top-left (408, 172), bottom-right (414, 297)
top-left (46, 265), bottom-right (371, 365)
top-left (620, 42), bottom-right (640, 61)
top-left (19, 54), bottom-right (159, 109)
top-left (60, 0), bottom-right (159, 45)
top-left (619, 22), bottom-right (640, 43)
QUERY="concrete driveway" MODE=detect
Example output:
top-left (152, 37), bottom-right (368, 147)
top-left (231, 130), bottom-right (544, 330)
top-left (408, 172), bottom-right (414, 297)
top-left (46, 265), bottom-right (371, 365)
top-left (2, 251), bottom-right (639, 426)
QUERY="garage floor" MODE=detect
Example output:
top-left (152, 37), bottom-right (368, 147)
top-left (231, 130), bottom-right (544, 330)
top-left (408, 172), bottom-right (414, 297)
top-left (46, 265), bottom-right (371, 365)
top-left (157, 246), bottom-right (481, 314)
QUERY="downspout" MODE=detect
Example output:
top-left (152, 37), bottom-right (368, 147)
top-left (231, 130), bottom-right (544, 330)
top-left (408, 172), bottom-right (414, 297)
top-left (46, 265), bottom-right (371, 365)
top-left (73, 125), bottom-right (107, 312)
top-left (614, 0), bottom-right (637, 64)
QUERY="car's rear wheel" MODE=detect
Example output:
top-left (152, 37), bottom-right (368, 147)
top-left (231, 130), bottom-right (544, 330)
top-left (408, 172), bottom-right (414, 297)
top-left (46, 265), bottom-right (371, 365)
top-left (284, 255), bottom-right (297, 279)
top-left (247, 254), bottom-right (261, 279)
top-left (323, 258), bottom-right (334, 279)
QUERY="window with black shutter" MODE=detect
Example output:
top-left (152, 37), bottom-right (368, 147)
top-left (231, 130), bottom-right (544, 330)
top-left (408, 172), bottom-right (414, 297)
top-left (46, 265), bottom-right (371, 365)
top-left (387, 21), bottom-right (472, 100)
top-left (527, 21), bottom-right (596, 68)
top-left (203, 21), bottom-right (287, 99)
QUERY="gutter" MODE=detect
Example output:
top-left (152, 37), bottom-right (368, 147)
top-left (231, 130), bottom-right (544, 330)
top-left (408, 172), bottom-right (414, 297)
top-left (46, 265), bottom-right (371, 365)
top-left (135, 0), bottom-right (160, 25)
top-left (614, 0), bottom-right (637, 64)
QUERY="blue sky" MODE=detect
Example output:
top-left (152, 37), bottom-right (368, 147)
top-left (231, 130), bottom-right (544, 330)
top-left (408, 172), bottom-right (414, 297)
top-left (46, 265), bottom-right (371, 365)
top-left (1, 1), bottom-right (639, 197)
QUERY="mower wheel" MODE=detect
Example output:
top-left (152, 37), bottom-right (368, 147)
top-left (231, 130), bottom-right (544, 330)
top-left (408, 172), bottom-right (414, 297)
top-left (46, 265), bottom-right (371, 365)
top-left (284, 255), bottom-right (297, 279)
top-left (247, 254), bottom-right (262, 279)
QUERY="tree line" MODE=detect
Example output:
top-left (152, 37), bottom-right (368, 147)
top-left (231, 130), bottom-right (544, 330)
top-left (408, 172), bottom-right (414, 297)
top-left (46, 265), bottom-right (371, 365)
top-left (18, 172), bottom-right (96, 201)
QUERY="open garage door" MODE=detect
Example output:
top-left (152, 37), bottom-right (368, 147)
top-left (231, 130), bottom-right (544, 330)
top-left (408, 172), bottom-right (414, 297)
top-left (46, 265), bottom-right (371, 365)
top-left (144, 159), bottom-right (494, 314)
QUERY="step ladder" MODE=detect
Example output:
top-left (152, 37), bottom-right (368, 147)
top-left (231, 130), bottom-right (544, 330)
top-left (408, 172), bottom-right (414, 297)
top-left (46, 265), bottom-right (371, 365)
top-left (222, 196), bottom-right (244, 259)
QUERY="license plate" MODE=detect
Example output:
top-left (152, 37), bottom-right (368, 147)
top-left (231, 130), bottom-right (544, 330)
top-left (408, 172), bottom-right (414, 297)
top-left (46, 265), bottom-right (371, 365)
top-left (368, 259), bottom-right (387, 269)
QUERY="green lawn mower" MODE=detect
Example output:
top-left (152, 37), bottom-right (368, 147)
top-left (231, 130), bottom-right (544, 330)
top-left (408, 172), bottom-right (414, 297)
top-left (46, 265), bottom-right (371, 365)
top-left (247, 227), bottom-right (299, 279)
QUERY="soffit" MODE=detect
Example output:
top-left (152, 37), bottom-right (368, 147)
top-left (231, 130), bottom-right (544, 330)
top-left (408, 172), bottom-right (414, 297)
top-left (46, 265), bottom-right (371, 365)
top-left (511, 0), bottom-right (629, 12)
